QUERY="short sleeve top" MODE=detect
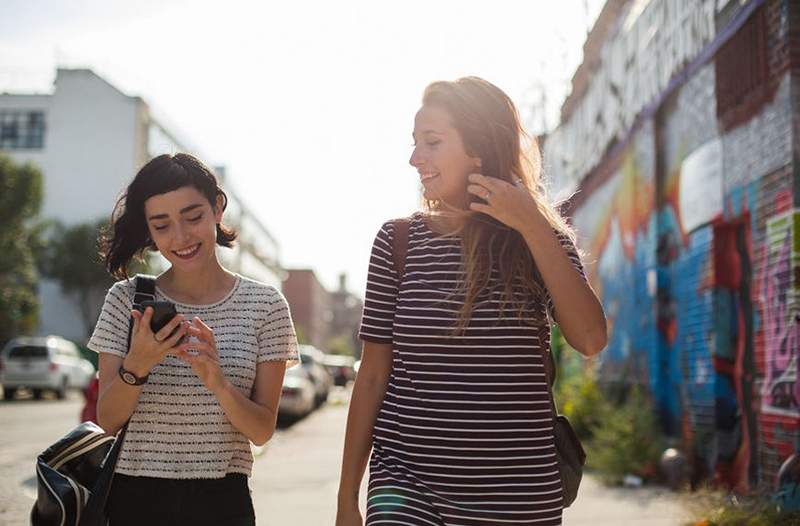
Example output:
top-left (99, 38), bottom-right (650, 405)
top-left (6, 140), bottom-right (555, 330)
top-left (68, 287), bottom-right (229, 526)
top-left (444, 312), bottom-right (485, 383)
top-left (87, 273), bottom-right (299, 479)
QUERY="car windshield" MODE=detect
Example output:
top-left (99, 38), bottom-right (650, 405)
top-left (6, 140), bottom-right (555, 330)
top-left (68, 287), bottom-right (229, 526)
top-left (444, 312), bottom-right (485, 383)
top-left (8, 346), bottom-right (49, 359)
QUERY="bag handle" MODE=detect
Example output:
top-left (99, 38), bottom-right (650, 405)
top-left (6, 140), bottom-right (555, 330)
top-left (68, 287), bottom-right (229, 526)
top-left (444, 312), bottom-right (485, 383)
top-left (80, 275), bottom-right (155, 525)
top-left (391, 218), bottom-right (410, 278)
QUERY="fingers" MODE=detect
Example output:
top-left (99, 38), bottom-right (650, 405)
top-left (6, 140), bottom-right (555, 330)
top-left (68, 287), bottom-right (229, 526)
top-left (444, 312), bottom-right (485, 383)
top-left (154, 313), bottom-right (185, 343)
top-left (468, 173), bottom-right (508, 192)
top-left (191, 317), bottom-right (214, 341)
top-left (130, 309), bottom-right (142, 333)
top-left (161, 321), bottom-right (189, 351)
top-left (140, 306), bottom-right (154, 333)
top-left (467, 184), bottom-right (492, 201)
top-left (469, 201), bottom-right (495, 218)
top-left (177, 339), bottom-right (217, 360)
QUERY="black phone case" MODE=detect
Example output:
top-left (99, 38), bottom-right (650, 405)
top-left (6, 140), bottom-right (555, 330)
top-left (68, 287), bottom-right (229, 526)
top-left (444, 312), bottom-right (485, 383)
top-left (139, 300), bottom-right (177, 334)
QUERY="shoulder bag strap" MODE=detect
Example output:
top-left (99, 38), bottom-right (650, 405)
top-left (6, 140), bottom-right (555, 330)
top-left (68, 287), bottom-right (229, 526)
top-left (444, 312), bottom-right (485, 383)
top-left (80, 275), bottom-right (156, 525)
top-left (391, 218), bottom-right (410, 278)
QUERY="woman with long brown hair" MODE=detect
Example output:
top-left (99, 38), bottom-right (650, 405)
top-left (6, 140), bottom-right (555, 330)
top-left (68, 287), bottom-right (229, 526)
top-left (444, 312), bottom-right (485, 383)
top-left (336, 77), bottom-right (606, 526)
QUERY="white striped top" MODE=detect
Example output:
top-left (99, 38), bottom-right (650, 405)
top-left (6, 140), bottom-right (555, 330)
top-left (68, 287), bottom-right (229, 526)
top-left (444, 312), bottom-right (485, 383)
top-left (87, 274), bottom-right (299, 479)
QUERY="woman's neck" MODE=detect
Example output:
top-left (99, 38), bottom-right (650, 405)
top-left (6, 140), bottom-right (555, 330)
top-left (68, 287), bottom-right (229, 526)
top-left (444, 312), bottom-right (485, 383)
top-left (157, 259), bottom-right (235, 305)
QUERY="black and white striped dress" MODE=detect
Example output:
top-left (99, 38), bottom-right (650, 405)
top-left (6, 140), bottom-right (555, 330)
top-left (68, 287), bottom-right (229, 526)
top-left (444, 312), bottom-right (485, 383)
top-left (359, 213), bottom-right (586, 526)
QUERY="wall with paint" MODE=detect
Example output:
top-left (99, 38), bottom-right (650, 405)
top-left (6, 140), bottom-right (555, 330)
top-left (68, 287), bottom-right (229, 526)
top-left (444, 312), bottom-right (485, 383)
top-left (546, 0), bottom-right (799, 490)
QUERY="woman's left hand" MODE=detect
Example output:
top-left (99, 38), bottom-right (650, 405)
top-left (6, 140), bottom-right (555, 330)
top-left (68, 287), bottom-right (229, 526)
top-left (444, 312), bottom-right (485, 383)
top-left (176, 317), bottom-right (227, 394)
top-left (466, 173), bottom-right (544, 233)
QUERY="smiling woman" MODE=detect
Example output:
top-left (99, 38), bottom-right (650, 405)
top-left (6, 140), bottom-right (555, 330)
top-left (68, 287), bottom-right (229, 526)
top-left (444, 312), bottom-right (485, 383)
top-left (89, 153), bottom-right (299, 526)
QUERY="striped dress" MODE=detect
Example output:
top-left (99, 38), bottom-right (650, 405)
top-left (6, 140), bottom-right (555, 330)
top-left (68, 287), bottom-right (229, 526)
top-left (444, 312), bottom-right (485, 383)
top-left (359, 213), bottom-right (586, 526)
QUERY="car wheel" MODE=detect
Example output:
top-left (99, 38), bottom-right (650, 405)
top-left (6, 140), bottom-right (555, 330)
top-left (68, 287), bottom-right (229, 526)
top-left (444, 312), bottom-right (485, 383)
top-left (32, 388), bottom-right (44, 400)
top-left (2, 387), bottom-right (16, 400)
top-left (55, 377), bottom-right (67, 400)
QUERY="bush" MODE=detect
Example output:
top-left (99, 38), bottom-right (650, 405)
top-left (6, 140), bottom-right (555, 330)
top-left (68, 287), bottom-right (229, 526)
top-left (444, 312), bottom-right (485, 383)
top-left (554, 363), bottom-right (608, 441)
top-left (587, 384), bottom-right (666, 485)
top-left (685, 491), bottom-right (800, 526)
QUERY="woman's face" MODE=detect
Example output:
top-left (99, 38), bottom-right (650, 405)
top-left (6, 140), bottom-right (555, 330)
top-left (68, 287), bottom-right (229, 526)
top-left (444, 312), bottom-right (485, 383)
top-left (143, 186), bottom-right (223, 272)
top-left (409, 104), bottom-right (481, 207)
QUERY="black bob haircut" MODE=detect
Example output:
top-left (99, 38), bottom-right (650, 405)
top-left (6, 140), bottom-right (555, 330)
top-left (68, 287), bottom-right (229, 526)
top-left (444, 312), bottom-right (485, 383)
top-left (100, 153), bottom-right (237, 279)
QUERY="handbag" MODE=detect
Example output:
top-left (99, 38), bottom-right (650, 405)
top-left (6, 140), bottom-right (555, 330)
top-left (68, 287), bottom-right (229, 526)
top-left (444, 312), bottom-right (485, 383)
top-left (31, 275), bottom-right (156, 526)
top-left (543, 349), bottom-right (586, 508)
top-left (389, 218), bottom-right (586, 508)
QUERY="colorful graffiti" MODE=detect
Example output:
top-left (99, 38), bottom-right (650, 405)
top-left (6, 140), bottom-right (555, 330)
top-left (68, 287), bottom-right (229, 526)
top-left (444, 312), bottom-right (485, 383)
top-left (760, 210), bottom-right (800, 417)
top-left (571, 129), bottom-right (798, 490)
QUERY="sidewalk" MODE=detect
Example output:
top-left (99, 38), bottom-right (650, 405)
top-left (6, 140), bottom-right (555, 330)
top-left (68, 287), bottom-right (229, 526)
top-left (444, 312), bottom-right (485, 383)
top-left (565, 476), bottom-right (690, 525)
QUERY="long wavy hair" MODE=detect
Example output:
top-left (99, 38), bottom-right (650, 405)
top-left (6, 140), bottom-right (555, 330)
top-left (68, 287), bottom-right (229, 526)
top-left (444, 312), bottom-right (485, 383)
top-left (421, 77), bottom-right (575, 329)
top-left (100, 153), bottom-right (237, 279)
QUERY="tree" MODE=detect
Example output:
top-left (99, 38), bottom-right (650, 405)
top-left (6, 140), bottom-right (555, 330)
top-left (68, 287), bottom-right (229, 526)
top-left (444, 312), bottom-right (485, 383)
top-left (40, 219), bottom-right (116, 338)
top-left (42, 219), bottom-right (155, 338)
top-left (0, 155), bottom-right (44, 347)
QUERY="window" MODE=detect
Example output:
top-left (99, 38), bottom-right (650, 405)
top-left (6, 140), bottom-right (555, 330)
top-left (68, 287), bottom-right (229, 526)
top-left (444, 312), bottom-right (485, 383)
top-left (0, 111), bottom-right (46, 149)
top-left (8, 346), bottom-right (49, 359)
top-left (714, 5), bottom-right (768, 129)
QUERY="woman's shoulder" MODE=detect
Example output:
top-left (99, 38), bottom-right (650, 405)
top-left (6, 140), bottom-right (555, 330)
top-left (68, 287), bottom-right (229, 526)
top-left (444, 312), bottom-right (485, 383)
top-left (106, 277), bottom-right (138, 301)
top-left (377, 211), bottom-right (424, 237)
top-left (236, 275), bottom-right (285, 302)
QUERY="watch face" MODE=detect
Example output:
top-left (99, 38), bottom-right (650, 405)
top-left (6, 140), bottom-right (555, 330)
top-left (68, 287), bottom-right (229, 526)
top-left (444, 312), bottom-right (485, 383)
top-left (122, 371), bottom-right (138, 385)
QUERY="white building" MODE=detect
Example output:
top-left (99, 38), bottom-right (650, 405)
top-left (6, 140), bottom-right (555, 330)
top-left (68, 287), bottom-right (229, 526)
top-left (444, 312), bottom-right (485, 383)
top-left (0, 68), bottom-right (283, 341)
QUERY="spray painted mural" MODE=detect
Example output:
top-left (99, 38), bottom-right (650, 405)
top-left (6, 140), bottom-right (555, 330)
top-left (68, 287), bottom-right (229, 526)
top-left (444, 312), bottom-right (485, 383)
top-left (760, 210), bottom-right (800, 417)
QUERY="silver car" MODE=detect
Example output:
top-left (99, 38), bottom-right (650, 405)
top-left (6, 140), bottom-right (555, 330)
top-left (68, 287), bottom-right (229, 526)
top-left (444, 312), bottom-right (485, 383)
top-left (278, 365), bottom-right (315, 419)
top-left (1, 336), bottom-right (95, 400)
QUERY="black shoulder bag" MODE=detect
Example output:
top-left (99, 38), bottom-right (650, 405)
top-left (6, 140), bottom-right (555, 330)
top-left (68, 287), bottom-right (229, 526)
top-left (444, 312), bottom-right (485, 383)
top-left (31, 275), bottom-right (156, 526)
top-left (389, 218), bottom-right (586, 508)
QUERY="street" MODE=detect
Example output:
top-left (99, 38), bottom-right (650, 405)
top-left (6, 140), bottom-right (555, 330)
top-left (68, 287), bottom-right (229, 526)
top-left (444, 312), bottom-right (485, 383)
top-left (1, 388), bottom-right (691, 525)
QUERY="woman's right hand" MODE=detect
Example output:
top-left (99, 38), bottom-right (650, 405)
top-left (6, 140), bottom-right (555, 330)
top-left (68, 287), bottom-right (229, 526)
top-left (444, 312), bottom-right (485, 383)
top-left (335, 498), bottom-right (363, 526)
top-left (123, 307), bottom-right (188, 377)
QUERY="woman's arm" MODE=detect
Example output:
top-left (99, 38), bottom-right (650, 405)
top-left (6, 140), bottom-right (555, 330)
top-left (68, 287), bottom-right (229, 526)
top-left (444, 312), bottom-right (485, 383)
top-left (467, 173), bottom-right (607, 357)
top-left (176, 317), bottom-right (285, 446)
top-left (519, 219), bottom-right (607, 356)
top-left (97, 307), bottom-right (188, 434)
top-left (337, 341), bottom-right (393, 516)
top-left (211, 360), bottom-right (286, 446)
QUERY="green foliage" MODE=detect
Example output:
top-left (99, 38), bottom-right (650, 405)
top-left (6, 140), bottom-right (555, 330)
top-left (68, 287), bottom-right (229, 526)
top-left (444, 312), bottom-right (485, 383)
top-left (587, 384), bottom-right (666, 485)
top-left (550, 324), bottom-right (667, 486)
top-left (685, 491), bottom-right (800, 526)
top-left (554, 364), bottom-right (609, 441)
top-left (40, 219), bottom-right (115, 337)
top-left (0, 155), bottom-right (44, 346)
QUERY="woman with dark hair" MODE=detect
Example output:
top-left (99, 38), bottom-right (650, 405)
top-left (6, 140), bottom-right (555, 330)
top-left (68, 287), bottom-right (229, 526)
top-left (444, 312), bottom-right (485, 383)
top-left (89, 153), bottom-right (298, 525)
top-left (336, 77), bottom-right (607, 526)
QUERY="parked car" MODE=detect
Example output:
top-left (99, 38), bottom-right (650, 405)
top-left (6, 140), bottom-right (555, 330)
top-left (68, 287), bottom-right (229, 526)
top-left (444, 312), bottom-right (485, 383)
top-left (278, 365), bottom-right (315, 419)
top-left (0, 336), bottom-right (95, 400)
top-left (322, 354), bottom-right (356, 386)
top-left (298, 345), bottom-right (333, 406)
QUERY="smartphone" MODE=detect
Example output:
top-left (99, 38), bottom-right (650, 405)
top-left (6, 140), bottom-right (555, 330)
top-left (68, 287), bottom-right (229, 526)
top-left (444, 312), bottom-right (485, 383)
top-left (137, 300), bottom-right (180, 337)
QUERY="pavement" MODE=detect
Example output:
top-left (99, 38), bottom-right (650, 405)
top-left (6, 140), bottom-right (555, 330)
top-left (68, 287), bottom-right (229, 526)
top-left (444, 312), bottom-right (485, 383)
top-left (1, 386), bottom-right (692, 525)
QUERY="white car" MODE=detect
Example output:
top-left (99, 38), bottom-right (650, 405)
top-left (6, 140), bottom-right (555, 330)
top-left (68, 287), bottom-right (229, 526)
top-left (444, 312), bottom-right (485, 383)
top-left (298, 345), bottom-right (334, 406)
top-left (0, 336), bottom-right (95, 400)
top-left (278, 366), bottom-right (316, 419)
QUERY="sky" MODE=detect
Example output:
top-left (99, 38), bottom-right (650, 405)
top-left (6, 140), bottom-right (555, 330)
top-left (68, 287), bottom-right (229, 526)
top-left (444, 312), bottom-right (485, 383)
top-left (0, 0), bottom-right (604, 295)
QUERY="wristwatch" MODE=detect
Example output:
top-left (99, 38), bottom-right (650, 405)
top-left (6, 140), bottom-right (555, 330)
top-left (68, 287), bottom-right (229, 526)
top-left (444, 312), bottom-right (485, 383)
top-left (118, 365), bottom-right (149, 386)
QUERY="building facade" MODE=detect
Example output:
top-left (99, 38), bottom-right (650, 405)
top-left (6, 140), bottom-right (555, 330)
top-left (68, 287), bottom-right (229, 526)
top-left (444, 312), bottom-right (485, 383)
top-left (282, 270), bottom-right (362, 356)
top-left (0, 68), bottom-right (283, 341)
top-left (544, 0), bottom-right (799, 490)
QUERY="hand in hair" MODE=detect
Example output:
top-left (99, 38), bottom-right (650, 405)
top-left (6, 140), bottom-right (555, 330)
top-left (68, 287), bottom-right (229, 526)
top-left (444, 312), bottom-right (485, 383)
top-left (466, 173), bottom-right (545, 232)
